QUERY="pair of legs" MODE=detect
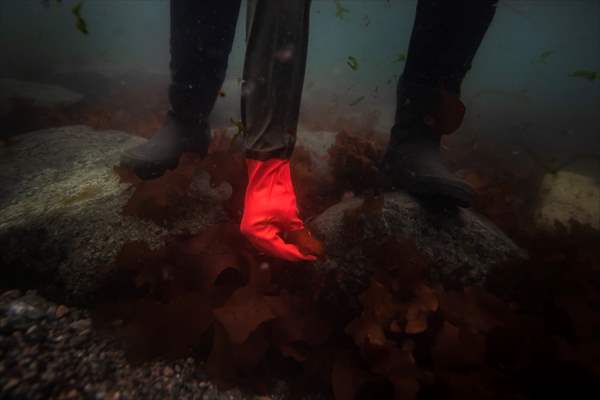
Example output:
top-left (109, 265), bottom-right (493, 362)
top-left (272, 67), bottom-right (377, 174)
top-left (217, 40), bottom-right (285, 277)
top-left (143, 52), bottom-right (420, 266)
top-left (121, 0), bottom-right (498, 259)
top-left (121, 0), bottom-right (314, 260)
top-left (121, 0), bottom-right (311, 176)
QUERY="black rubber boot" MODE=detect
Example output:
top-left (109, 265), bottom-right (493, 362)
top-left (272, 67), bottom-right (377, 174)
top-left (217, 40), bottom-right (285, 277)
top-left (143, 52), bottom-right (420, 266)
top-left (120, 111), bottom-right (210, 180)
top-left (381, 96), bottom-right (474, 208)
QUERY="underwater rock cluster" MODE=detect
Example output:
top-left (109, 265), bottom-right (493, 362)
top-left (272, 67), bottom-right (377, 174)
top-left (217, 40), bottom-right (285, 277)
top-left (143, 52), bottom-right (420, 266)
top-left (0, 288), bottom-right (306, 400)
top-left (1, 126), bottom-right (526, 315)
top-left (0, 126), bottom-right (227, 303)
top-left (536, 166), bottom-right (600, 231)
top-left (0, 79), bottom-right (83, 118)
top-left (310, 192), bottom-right (527, 318)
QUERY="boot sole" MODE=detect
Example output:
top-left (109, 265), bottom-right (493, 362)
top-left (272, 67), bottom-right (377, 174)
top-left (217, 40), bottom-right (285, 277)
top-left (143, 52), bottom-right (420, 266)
top-left (119, 154), bottom-right (179, 180)
top-left (380, 171), bottom-right (475, 208)
top-left (403, 176), bottom-right (475, 208)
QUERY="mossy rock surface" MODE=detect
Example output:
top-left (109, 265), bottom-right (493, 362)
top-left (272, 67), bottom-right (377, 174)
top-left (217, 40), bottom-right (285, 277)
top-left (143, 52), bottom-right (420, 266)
top-left (0, 126), bottom-right (226, 303)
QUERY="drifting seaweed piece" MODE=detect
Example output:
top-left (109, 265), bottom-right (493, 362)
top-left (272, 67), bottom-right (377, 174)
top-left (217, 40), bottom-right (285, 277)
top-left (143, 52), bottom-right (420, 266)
top-left (72, 2), bottom-right (83, 15)
top-left (372, 86), bottom-right (379, 98)
top-left (72, 2), bottom-right (89, 35)
top-left (229, 117), bottom-right (246, 144)
top-left (334, 0), bottom-right (350, 19)
top-left (346, 56), bottom-right (359, 71)
top-left (569, 70), bottom-right (597, 81)
top-left (349, 96), bottom-right (365, 106)
top-left (75, 16), bottom-right (88, 35)
top-left (533, 50), bottom-right (554, 64)
top-left (362, 14), bottom-right (371, 28)
top-left (395, 52), bottom-right (407, 63)
top-left (230, 118), bottom-right (245, 134)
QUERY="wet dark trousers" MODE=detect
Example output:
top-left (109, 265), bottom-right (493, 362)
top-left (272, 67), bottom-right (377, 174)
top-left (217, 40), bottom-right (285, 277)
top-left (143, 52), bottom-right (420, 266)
top-left (168, 0), bottom-right (311, 160)
top-left (168, 0), bottom-right (495, 157)
top-left (398, 0), bottom-right (498, 126)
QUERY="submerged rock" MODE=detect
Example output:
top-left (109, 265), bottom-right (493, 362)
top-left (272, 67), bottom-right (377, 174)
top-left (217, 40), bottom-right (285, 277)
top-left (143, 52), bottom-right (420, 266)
top-left (0, 126), bottom-right (227, 303)
top-left (309, 192), bottom-right (527, 317)
top-left (1, 125), bottom-right (525, 316)
top-left (535, 165), bottom-right (600, 230)
top-left (0, 78), bottom-right (83, 116)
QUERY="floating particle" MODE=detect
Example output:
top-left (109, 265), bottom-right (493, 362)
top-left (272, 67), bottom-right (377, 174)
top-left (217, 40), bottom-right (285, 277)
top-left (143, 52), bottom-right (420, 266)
top-left (349, 96), bottom-right (365, 106)
top-left (346, 56), bottom-right (359, 71)
top-left (219, 91), bottom-right (226, 97)
top-left (334, 0), bottom-right (349, 19)
top-left (534, 50), bottom-right (554, 64)
top-left (274, 44), bottom-right (295, 63)
top-left (230, 118), bottom-right (246, 136)
top-left (41, 0), bottom-right (62, 6)
top-left (362, 14), bottom-right (370, 27)
top-left (72, 2), bottom-right (88, 35)
top-left (395, 53), bottom-right (407, 63)
top-left (569, 70), bottom-right (597, 81)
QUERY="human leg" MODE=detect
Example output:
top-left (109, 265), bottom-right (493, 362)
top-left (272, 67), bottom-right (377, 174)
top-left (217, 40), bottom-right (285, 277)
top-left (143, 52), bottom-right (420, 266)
top-left (120, 0), bottom-right (242, 179)
top-left (383, 0), bottom-right (498, 207)
top-left (240, 0), bottom-right (317, 261)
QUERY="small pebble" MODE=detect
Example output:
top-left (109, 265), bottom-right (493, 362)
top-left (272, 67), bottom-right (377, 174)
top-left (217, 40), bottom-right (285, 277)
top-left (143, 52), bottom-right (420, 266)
top-left (0, 289), bottom-right (303, 400)
top-left (25, 325), bottom-right (38, 336)
top-left (7, 301), bottom-right (44, 321)
top-left (70, 319), bottom-right (92, 331)
top-left (41, 371), bottom-right (56, 382)
top-left (3, 378), bottom-right (19, 392)
top-left (1, 289), bottom-right (22, 301)
top-left (56, 305), bottom-right (69, 319)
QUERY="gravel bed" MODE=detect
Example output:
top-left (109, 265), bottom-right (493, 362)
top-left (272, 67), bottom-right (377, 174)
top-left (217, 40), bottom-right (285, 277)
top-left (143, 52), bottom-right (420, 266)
top-left (0, 289), bottom-right (323, 400)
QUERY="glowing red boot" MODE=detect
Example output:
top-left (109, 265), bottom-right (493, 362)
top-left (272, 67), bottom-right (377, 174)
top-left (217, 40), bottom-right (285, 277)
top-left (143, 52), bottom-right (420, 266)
top-left (240, 158), bottom-right (318, 262)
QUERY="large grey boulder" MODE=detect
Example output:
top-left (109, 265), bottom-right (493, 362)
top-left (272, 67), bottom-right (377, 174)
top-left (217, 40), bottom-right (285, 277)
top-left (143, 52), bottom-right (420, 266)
top-left (535, 160), bottom-right (600, 231)
top-left (0, 126), bottom-right (228, 302)
top-left (1, 125), bottom-right (526, 316)
top-left (0, 78), bottom-right (83, 117)
top-left (309, 193), bottom-right (527, 316)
